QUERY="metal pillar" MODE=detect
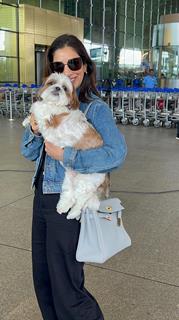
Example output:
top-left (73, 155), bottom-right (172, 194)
top-left (101, 0), bottom-right (105, 81)
top-left (133, 0), bottom-right (137, 67)
top-left (149, 0), bottom-right (153, 66)
top-left (89, 0), bottom-right (93, 45)
top-left (113, 0), bottom-right (117, 78)
top-left (141, 0), bottom-right (145, 51)
top-left (123, 0), bottom-right (128, 70)
top-left (75, 0), bottom-right (78, 18)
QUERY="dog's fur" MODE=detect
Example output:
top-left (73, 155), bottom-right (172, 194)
top-left (23, 73), bottom-right (109, 219)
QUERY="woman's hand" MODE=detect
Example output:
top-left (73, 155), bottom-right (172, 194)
top-left (30, 113), bottom-right (40, 135)
top-left (45, 140), bottom-right (64, 161)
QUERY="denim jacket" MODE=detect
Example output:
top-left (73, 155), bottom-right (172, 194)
top-left (20, 96), bottom-right (127, 194)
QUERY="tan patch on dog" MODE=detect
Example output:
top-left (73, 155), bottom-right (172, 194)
top-left (74, 126), bottom-right (103, 150)
top-left (45, 113), bottom-right (69, 128)
top-left (74, 126), bottom-right (109, 198)
top-left (36, 78), bottom-right (50, 99)
top-left (97, 172), bottom-right (110, 199)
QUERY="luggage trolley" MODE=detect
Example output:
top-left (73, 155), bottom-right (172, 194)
top-left (110, 87), bottom-right (122, 120)
top-left (131, 88), bottom-right (143, 126)
top-left (0, 87), bottom-right (6, 117)
top-left (141, 88), bottom-right (152, 127)
top-left (120, 87), bottom-right (130, 125)
top-left (152, 88), bottom-right (163, 128)
top-left (169, 88), bottom-right (179, 127)
top-left (103, 85), bottom-right (179, 129)
top-left (3, 84), bottom-right (14, 120)
top-left (157, 88), bottom-right (173, 128)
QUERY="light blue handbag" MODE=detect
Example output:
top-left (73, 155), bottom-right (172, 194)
top-left (76, 198), bottom-right (131, 263)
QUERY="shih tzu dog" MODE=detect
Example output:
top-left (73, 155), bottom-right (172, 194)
top-left (23, 73), bottom-right (109, 219)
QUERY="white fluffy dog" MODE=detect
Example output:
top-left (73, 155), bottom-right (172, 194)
top-left (23, 73), bottom-right (109, 219)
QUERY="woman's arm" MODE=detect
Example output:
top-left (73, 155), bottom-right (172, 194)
top-left (62, 101), bottom-right (127, 174)
top-left (20, 125), bottom-right (43, 161)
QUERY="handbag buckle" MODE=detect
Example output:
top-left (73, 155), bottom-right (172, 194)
top-left (105, 206), bottom-right (113, 212)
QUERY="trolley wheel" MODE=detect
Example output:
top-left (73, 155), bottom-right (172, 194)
top-left (132, 118), bottom-right (139, 126)
top-left (164, 121), bottom-right (172, 128)
top-left (143, 119), bottom-right (150, 127)
top-left (153, 120), bottom-right (160, 128)
top-left (121, 118), bottom-right (128, 125)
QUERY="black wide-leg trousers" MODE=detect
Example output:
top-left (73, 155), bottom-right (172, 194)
top-left (32, 175), bottom-right (104, 320)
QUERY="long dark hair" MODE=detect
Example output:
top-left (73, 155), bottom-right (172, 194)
top-left (44, 34), bottom-right (99, 102)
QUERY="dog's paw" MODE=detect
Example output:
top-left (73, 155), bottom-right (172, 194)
top-left (56, 197), bottom-right (75, 214)
top-left (67, 213), bottom-right (81, 220)
top-left (56, 203), bottom-right (63, 214)
top-left (56, 202), bottom-right (70, 214)
top-left (66, 208), bottom-right (81, 220)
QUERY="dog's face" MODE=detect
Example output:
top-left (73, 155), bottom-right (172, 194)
top-left (37, 73), bottom-right (79, 109)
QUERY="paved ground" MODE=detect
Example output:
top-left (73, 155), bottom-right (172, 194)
top-left (0, 118), bottom-right (179, 320)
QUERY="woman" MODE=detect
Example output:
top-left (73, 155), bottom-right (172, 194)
top-left (21, 34), bottom-right (127, 320)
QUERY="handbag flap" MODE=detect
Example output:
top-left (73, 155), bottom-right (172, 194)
top-left (98, 198), bottom-right (124, 214)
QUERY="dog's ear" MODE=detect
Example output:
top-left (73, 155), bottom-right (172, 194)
top-left (70, 88), bottom-right (80, 109)
top-left (35, 76), bottom-right (49, 101)
top-left (34, 92), bottom-right (43, 102)
top-left (34, 86), bottom-right (45, 102)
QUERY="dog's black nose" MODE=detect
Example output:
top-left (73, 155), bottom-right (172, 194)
top-left (55, 86), bottom-right (61, 91)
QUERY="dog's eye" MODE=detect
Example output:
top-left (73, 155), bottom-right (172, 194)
top-left (62, 85), bottom-right (68, 92)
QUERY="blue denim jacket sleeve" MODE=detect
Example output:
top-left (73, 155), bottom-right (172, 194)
top-left (20, 125), bottom-right (44, 161)
top-left (63, 100), bottom-right (127, 174)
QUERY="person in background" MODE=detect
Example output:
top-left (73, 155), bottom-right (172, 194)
top-left (143, 68), bottom-right (157, 88)
top-left (103, 78), bottom-right (111, 96)
top-left (21, 34), bottom-right (127, 320)
top-left (133, 74), bottom-right (141, 88)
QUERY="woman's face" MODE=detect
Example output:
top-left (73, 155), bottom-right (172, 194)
top-left (53, 46), bottom-right (87, 89)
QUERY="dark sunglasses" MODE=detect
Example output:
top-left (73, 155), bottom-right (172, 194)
top-left (50, 57), bottom-right (83, 73)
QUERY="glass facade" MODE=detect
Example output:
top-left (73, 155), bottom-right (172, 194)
top-left (64, 0), bottom-right (179, 81)
top-left (152, 21), bottom-right (179, 87)
top-left (1, 0), bottom-right (179, 83)
top-left (0, 3), bottom-right (19, 83)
